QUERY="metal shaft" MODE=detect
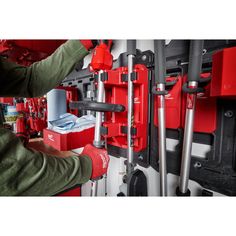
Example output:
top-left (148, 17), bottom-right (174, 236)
top-left (93, 70), bottom-right (104, 148)
top-left (91, 70), bottom-right (105, 197)
top-left (127, 54), bottom-right (135, 176)
top-left (104, 174), bottom-right (108, 196)
top-left (157, 84), bottom-right (167, 196)
top-left (178, 40), bottom-right (204, 194)
top-left (90, 180), bottom-right (98, 196)
top-left (179, 81), bottom-right (197, 193)
top-left (154, 40), bottom-right (168, 196)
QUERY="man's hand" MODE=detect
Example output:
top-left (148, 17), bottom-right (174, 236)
top-left (81, 144), bottom-right (110, 180)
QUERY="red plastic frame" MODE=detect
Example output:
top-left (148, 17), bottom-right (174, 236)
top-left (101, 64), bottom-right (149, 152)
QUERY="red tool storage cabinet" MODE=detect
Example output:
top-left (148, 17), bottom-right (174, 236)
top-left (102, 64), bottom-right (149, 153)
top-left (211, 46), bottom-right (236, 97)
top-left (43, 127), bottom-right (94, 151)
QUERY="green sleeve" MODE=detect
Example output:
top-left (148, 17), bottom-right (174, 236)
top-left (0, 128), bottom-right (92, 196)
top-left (0, 40), bottom-right (88, 97)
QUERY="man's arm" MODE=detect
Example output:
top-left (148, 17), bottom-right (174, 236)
top-left (0, 128), bottom-right (92, 196)
top-left (0, 40), bottom-right (88, 97)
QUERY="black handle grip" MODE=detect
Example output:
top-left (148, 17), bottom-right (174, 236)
top-left (70, 101), bottom-right (125, 112)
top-left (154, 40), bottom-right (166, 84)
top-left (127, 40), bottom-right (136, 56)
top-left (188, 40), bottom-right (204, 82)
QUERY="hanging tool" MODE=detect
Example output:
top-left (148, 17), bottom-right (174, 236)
top-left (71, 40), bottom-right (147, 196)
top-left (153, 40), bottom-right (168, 196)
top-left (124, 40), bottom-right (148, 196)
top-left (176, 40), bottom-right (204, 196)
top-left (69, 40), bottom-right (126, 196)
top-left (89, 40), bottom-right (113, 196)
top-left (126, 40), bottom-right (136, 179)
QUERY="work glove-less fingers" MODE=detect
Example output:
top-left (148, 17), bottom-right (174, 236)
top-left (81, 144), bottom-right (110, 180)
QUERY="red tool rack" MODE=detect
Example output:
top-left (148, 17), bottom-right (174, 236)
top-left (101, 64), bottom-right (149, 153)
top-left (153, 73), bottom-right (217, 134)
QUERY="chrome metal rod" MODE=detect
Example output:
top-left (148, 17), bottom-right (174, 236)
top-left (92, 70), bottom-right (105, 197)
top-left (104, 174), bottom-right (108, 196)
top-left (157, 83), bottom-right (167, 196)
top-left (93, 70), bottom-right (104, 148)
top-left (178, 40), bottom-right (203, 195)
top-left (179, 81), bottom-right (198, 194)
top-left (90, 180), bottom-right (98, 197)
top-left (127, 54), bottom-right (135, 176)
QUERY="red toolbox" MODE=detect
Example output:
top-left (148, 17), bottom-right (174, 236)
top-left (211, 46), bottom-right (236, 97)
top-left (182, 73), bottom-right (217, 133)
top-left (0, 97), bottom-right (14, 105)
top-left (154, 75), bottom-right (183, 129)
top-left (101, 64), bottom-right (149, 153)
top-left (43, 127), bottom-right (94, 151)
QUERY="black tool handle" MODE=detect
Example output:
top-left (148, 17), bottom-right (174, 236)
top-left (70, 101), bottom-right (125, 112)
top-left (176, 186), bottom-right (191, 196)
top-left (154, 40), bottom-right (166, 84)
top-left (188, 40), bottom-right (204, 82)
top-left (127, 40), bottom-right (137, 56)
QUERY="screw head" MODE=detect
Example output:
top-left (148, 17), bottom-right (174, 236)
top-left (123, 175), bottom-right (128, 184)
top-left (224, 110), bottom-right (234, 118)
top-left (138, 155), bottom-right (144, 160)
top-left (141, 55), bottom-right (147, 61)
top-left (194, 162), bottom-right (202, 169)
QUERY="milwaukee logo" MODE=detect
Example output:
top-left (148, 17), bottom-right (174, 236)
top-left (48, 134), bottom-right (54, 142)
top-left (134, 97), bottom-right (140, 104)
top-left (99, 153), bottom-right (109, 169)
top-left (165, 93), bottom-right (174, 99)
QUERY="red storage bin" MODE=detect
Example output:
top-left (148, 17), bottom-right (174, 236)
top-left (211, 46), bottom-right (236, 97)
top-left (43, 127), bottom-right (94, 151)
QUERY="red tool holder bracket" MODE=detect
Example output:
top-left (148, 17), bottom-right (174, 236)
top-left (154, 75), bottom-right (183, 129)
top-left (181, 73), bottom-right (217, 133)
top-left (153, 73), bottom-right (217, 134)
top-left (101, 64), bottom-right (149, 153)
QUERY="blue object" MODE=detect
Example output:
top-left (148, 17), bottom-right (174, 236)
top-left (49, 113), bottom-right (95, 131)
